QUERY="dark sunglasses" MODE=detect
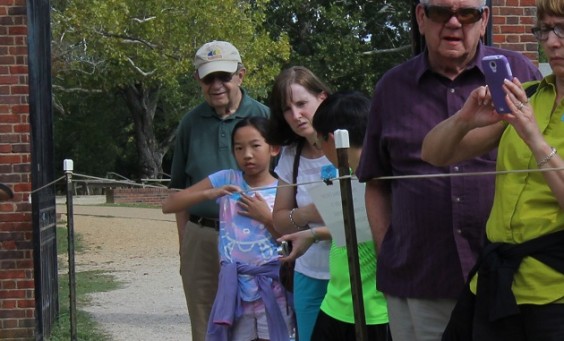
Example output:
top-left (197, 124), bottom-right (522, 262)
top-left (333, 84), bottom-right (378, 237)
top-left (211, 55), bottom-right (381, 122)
top-left (531, 24), bottom-right (564, 41)
top-left (201, 72), bottom-right (236, 85)
top-left (424, 5), bottom-right (484, 25)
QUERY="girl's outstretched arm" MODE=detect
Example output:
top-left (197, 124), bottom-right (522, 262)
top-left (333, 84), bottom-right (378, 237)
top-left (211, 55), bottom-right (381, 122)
top-left (162, 178), bottom-right (241, 214)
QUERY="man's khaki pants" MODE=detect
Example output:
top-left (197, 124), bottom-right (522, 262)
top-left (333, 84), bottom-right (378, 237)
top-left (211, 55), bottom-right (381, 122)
top-left (180, 221), bottom-right (220, 341)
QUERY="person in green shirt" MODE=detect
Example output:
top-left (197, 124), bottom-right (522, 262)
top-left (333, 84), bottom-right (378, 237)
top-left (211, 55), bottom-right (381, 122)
top-left (278, 91), bottom-right (390, 340)
top-left (168, 41), bottom-right (270, 341)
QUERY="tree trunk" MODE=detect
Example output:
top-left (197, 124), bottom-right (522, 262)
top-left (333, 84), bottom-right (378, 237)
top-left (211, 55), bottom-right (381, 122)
top-left (122, 83), bottom-right (165, 179)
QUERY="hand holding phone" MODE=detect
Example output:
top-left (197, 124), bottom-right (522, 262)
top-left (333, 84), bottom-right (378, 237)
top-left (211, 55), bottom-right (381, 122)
top-left (277, 240), bottom-right (292, 257)
top-left (482, 55), bottom-right (513, 114)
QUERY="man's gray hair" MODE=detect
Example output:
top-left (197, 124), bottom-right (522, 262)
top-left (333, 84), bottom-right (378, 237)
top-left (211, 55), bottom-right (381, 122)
top-left (419, 0), bottom-right (486, 5)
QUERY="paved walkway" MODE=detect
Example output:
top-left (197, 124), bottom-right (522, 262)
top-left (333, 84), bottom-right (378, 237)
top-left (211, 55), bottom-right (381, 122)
top-left (56, 196), bottom-right (192, 340)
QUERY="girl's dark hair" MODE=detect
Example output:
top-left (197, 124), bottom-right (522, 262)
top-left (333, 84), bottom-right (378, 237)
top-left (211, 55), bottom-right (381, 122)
top-left (312, 90), bottom-right (370, 148)
top-left (231, 117), bottom-right (270, 148)
top-left (267, 66), bottom-right (332, 146)
top-left (232, 116), bottom-right (279, 177)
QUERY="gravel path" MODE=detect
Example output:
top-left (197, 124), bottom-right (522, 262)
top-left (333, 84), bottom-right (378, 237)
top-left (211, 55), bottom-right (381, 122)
top-left (57, 197), bottom-right (192, 340)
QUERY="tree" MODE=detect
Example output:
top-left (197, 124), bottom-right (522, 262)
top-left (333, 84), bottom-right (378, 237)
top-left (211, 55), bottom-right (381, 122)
top-left (51, 0), bottom-right (290, 179)
top-left (264, 0), bottom-right (415, 95)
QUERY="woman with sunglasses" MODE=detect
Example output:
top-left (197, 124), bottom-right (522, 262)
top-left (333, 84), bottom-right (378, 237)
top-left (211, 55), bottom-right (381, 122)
top-left (356, 0), bottom-right (541, 340)
top-left (422, 1), bottom-right (564, 339)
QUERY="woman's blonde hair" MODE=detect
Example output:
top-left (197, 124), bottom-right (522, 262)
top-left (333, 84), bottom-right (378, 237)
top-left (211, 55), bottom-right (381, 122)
top-left (536, 0), bottom-right (564, 22)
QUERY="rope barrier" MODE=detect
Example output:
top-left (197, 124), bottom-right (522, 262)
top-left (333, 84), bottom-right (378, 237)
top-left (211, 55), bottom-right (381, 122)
top-left (373, 166), bottom-right (564, 180)
top-left (27, 166), bottom-right (564, 196)
top-left (246, 166), bottom-right (564, 192)
top-left (29, 173), bottom-right (170, 195)
top-left (29, 175), bottom-right (66, 194)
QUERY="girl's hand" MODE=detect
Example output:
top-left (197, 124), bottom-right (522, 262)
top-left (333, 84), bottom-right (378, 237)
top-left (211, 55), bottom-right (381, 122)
top-left (238, 192), bottom-right (272, 225)
top-left (205, 185), bottom-right (241, 201)
top-left (276, 230), bottom-right (314, 262)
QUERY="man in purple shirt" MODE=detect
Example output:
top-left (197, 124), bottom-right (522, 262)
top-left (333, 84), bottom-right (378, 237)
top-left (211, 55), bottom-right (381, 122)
top-left (356, 0), bottom-right (541, 340)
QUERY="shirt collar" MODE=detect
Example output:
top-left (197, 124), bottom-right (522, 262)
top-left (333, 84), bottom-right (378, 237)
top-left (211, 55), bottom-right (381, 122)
top-left (415, 42), bottom-right (485, 82)
top-left (538, 73), bottom-right (556, 90)
top-left (201, 88), bottom-right (248, 120)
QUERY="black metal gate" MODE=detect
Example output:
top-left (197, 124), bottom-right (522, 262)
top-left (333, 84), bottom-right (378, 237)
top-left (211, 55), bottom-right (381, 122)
top-left (27, 0), bottom-right (58, 339)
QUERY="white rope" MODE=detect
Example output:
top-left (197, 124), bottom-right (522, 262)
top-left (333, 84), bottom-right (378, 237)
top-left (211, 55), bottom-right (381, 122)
top-left (73, 173), bottom-right (168, 190)
top-left (373, 166), bottom-right (564, 180)
top-left (29, 175), bottom-right (66, 194)
top-left (246, 166), bottom-right (564, 192)
top-left (27, 166), bottom-right (564, 197)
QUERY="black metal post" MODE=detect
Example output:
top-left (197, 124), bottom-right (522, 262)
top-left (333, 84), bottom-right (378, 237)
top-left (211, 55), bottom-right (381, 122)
top-left (64, 159), bottom-right (77, 341)
top-left (335, 130), bottom-right (367, 340)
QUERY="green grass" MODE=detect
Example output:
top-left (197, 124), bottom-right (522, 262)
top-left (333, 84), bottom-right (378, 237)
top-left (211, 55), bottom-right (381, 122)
top-left (49, 226), bottom-right (122, 341)
top-left (56, 226), bottom-right (84, 258)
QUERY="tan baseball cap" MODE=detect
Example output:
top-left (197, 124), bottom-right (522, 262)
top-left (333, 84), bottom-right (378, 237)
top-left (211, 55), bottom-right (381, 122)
top-left (193, 41), bottom-right (242, 78)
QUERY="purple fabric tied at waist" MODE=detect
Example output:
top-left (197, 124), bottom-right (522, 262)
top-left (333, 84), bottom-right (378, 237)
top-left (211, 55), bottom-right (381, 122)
top-left (206, 260), bottom-right (289, 341)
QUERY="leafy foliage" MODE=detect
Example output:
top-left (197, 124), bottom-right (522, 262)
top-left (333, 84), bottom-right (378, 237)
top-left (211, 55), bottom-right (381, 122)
top-left (264, 0), bottom-right (414, 95)
top-left (51, 0), bottom-right (416, 178)
top-left (51, 0), bottom-right (290, 178)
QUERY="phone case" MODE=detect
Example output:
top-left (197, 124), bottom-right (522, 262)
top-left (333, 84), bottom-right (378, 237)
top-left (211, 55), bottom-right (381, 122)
top-left (482, 55), bottom-right (513, 114)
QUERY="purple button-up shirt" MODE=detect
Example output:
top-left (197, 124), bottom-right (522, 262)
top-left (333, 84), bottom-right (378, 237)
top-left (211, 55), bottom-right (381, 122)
top-left (357, 43), bottom-right (542, 299)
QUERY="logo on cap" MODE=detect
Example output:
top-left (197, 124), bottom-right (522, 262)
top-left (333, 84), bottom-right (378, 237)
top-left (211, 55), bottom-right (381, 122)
top-left (207, 48), bottom-right (223, 61)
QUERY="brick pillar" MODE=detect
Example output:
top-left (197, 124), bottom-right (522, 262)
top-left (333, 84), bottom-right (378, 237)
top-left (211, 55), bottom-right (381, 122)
top-left (0, 0), bottom-right (35, 340)
top-left (491, 0), bottom-right (539, 63)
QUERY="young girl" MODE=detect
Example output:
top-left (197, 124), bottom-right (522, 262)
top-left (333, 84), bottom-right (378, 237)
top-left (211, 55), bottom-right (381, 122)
top-left (162, 117), bottom-right (293, 341)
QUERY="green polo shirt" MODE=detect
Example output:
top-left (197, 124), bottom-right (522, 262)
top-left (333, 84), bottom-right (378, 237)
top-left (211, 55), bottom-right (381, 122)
top-left (482, 76), bottom-right (564, 304)
top-left (169, 89), bottom-right (269, 218)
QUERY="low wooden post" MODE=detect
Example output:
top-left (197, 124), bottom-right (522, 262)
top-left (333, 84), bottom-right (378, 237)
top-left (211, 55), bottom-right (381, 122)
top-left (335, 130), bottom-right (367, 340)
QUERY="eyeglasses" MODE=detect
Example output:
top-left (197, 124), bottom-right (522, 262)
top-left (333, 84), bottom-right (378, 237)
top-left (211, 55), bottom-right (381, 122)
top-left (424, 5), bottom-right (484, 25)
top-left (201, 72), bottom-right (236, 85)
top-left (531, 25), bottom-right (564, 41)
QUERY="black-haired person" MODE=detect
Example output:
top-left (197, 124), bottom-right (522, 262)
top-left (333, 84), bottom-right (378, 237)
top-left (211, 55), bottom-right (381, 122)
top-left (164, 117), bottom-right (293, 341)
top-left (422, 0), bottom-right (564, 339)
top-left (279, 91), bottom-right (391, 340)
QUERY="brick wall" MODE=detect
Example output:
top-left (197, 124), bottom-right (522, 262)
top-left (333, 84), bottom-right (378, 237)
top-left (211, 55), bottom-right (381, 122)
top-left (106, 188), bottom-right (174, 207)
top-left (491, 0), bottom-right (539, 62)
top-left (0, 0), bottom-right (34, 340)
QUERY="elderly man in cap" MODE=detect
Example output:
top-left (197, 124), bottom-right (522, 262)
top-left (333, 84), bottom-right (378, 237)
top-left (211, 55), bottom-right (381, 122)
top-left (169, 41), bottom-right (269, 341)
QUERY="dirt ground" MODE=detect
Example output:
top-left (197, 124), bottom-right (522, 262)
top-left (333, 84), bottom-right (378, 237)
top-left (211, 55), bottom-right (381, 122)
top-left (57, 198), bottom-right (192, 340)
